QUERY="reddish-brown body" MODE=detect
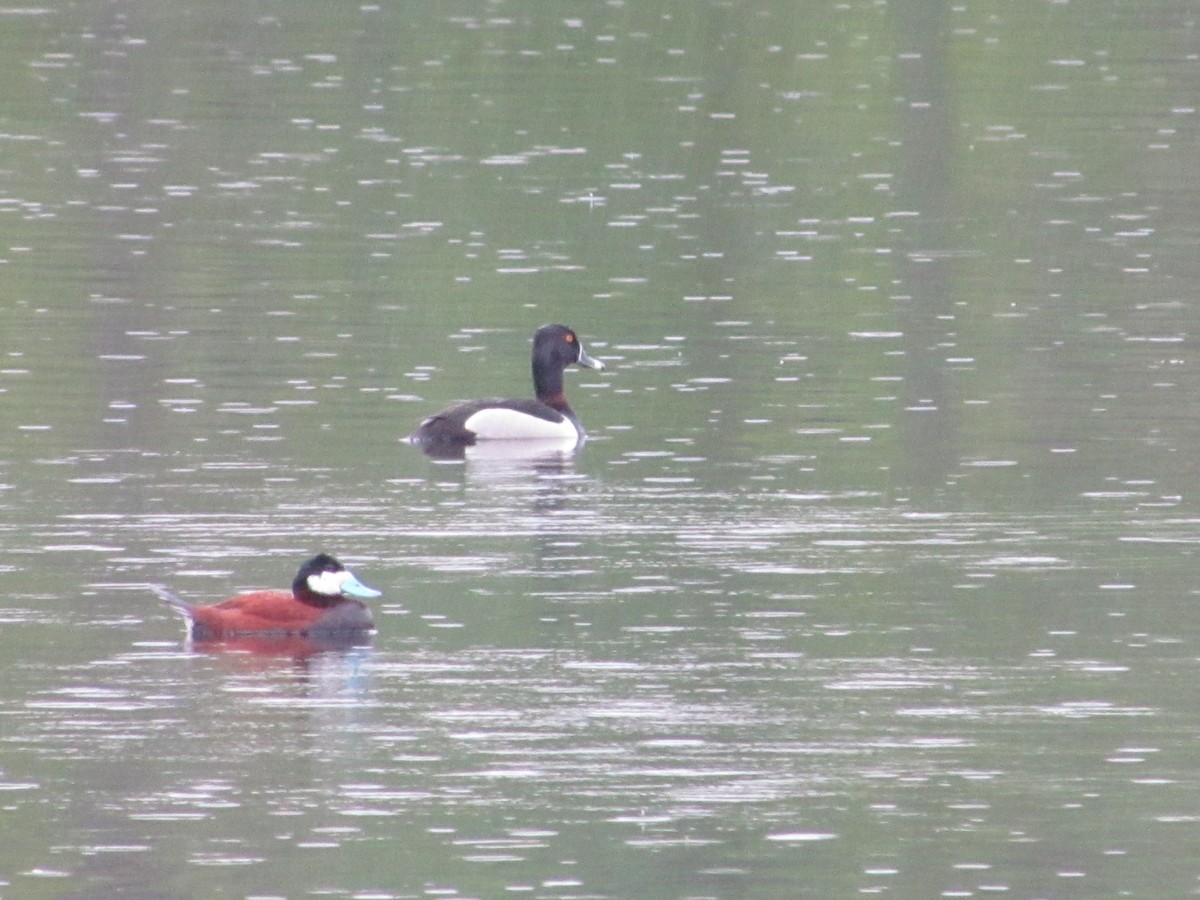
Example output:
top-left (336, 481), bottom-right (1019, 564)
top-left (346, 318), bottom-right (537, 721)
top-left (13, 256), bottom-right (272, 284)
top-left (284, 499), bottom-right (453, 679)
top-left (187, 589), bottom-right (359, 636)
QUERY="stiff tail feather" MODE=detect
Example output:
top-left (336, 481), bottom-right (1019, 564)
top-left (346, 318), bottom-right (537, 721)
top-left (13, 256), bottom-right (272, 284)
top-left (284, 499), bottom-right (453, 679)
top-left (151, 584), bottom-right (196, 623)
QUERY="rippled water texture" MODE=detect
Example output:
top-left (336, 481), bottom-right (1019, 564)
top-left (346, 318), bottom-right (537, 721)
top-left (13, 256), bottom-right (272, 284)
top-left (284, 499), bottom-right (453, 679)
top-left (4, 1), bottom-right (1200, 897)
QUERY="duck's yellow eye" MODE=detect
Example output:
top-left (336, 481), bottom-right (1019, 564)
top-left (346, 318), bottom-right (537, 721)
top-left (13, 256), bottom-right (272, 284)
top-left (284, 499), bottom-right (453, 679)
top-left (565, 334), bottom-right (575, 343)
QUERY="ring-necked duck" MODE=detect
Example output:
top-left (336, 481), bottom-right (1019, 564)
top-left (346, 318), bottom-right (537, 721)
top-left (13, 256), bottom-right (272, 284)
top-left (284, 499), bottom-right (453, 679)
top-left (408, 323), bottom-right (605, 449)
top-left (153, 553), bottom-right (380, 640)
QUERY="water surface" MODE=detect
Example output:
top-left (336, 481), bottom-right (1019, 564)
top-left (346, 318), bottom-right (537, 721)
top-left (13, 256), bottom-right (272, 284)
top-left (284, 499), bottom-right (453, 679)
top-left (4, 1), bottom-right (1200, 897)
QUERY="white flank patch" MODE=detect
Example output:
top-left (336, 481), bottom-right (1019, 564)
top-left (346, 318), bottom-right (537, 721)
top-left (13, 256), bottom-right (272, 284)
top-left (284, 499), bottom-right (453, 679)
top-left (463, 407), bottom-right (578, 440)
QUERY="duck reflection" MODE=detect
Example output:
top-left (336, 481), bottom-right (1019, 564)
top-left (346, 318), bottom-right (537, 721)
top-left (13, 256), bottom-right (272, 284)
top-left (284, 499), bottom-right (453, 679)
top-left (181, 630), bottom-right (373, 661)
top-left (411, 434), bottom-right (582, 464)
top-left (432, 436), bottom-right (586, 515)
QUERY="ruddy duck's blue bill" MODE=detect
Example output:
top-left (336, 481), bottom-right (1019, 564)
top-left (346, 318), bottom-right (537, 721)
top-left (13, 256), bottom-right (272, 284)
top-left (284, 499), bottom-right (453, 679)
top-left (341, 572), bottom-right (383, 599)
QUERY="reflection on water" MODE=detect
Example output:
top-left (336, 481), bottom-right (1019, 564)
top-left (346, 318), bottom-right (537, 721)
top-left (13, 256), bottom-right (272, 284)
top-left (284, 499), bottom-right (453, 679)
top-left (179, 631), bottom-right (375, 661)
top-left (407, 434), bottom-right (582, 465)
top-left (5, 610), bottom-right (1191, 898)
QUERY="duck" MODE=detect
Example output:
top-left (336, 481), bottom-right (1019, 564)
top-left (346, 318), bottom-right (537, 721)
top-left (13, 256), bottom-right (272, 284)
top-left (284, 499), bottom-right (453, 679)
top-left (153, 553), bottom-right (381, 640)
top-left (408, 323), bottom-right (605, 450)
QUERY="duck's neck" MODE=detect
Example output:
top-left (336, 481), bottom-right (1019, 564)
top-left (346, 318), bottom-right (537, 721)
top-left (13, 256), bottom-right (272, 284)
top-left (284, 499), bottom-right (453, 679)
top-left (533, 361), bottom-right (569, 411)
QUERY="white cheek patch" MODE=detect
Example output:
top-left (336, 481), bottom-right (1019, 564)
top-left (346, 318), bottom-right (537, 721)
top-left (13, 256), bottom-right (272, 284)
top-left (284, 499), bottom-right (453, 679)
top-left (463, 407), bottom-right (579, 441)
top-left (307, 570), bottom-right (348, 596)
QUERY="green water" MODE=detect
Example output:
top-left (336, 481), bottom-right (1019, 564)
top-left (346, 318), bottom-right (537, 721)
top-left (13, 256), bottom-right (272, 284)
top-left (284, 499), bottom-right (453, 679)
top-left (2, 2), bottom-right (1200, 897)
